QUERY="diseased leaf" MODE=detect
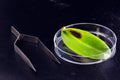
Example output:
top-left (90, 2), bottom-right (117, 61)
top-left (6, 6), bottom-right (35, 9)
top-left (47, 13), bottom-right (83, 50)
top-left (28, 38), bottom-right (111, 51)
top-left (61, 27), bottom-right (111, 60)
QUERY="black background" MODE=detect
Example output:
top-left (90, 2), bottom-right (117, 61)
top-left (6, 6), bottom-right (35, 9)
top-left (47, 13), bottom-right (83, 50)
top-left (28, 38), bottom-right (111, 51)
top-left (0, 0), bottom-right (120, 80)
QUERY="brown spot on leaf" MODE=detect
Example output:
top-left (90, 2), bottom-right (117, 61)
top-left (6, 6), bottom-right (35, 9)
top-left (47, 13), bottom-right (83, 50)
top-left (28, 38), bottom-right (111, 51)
top-left (70, 30), bottom-right (81, 38)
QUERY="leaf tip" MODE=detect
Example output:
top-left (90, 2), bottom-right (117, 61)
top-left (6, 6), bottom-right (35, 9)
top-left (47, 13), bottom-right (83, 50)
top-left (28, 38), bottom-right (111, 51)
top-left (62, 27), bottom-right (67, 30)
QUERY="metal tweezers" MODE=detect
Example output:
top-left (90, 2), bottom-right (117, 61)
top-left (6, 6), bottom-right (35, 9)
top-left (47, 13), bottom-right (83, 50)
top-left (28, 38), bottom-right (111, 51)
top-left (11, 26), bottom-right (60, 72)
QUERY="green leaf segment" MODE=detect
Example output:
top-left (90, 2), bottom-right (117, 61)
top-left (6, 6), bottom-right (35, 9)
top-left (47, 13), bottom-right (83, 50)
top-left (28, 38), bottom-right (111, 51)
top-left (61, 27), bottom-right (111, 60)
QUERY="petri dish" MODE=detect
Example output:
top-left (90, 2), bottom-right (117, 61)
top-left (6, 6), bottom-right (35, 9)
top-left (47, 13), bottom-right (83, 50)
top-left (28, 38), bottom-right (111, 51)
top-left (53, 23), bottom-right (117, 65)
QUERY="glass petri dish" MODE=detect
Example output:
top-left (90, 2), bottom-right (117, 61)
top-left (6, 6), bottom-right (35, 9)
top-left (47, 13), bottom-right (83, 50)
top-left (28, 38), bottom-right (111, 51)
top-left (54, 23), bottom-right (117, 65)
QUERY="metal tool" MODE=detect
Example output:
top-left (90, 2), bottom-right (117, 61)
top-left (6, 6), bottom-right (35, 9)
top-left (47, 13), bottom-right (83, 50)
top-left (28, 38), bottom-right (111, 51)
top-left (11, 26), bottom-right (60, 72)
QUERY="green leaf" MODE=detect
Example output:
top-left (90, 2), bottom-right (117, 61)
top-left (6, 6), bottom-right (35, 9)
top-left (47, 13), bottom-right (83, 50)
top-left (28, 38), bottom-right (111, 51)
top-left (61, 27), bottom-right (111, 60)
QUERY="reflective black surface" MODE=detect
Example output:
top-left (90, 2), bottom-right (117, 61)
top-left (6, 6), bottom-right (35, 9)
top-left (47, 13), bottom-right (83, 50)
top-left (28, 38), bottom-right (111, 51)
top-left (1, 0), bottom-right (120, 80)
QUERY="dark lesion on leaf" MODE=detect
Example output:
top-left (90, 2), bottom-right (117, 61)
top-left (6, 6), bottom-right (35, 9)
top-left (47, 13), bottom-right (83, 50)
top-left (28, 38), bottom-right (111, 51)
top-left (70, 30), bottom-right (82, 38)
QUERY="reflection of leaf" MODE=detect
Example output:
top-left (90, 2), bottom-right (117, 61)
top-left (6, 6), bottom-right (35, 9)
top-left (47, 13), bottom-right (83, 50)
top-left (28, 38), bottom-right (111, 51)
top-left (49, 0), bottom-right (70, 9)
top-left (61, 27), bottom-right (111, 60)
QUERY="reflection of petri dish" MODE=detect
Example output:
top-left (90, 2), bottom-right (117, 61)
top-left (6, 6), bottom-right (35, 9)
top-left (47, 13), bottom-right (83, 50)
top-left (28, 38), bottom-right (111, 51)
top-left (53, 23), bottom-right (117, 65)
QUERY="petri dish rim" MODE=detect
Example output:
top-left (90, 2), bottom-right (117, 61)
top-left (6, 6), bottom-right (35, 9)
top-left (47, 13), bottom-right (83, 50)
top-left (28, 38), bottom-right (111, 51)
top-left (53, 23), bottom-right (117, 65)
